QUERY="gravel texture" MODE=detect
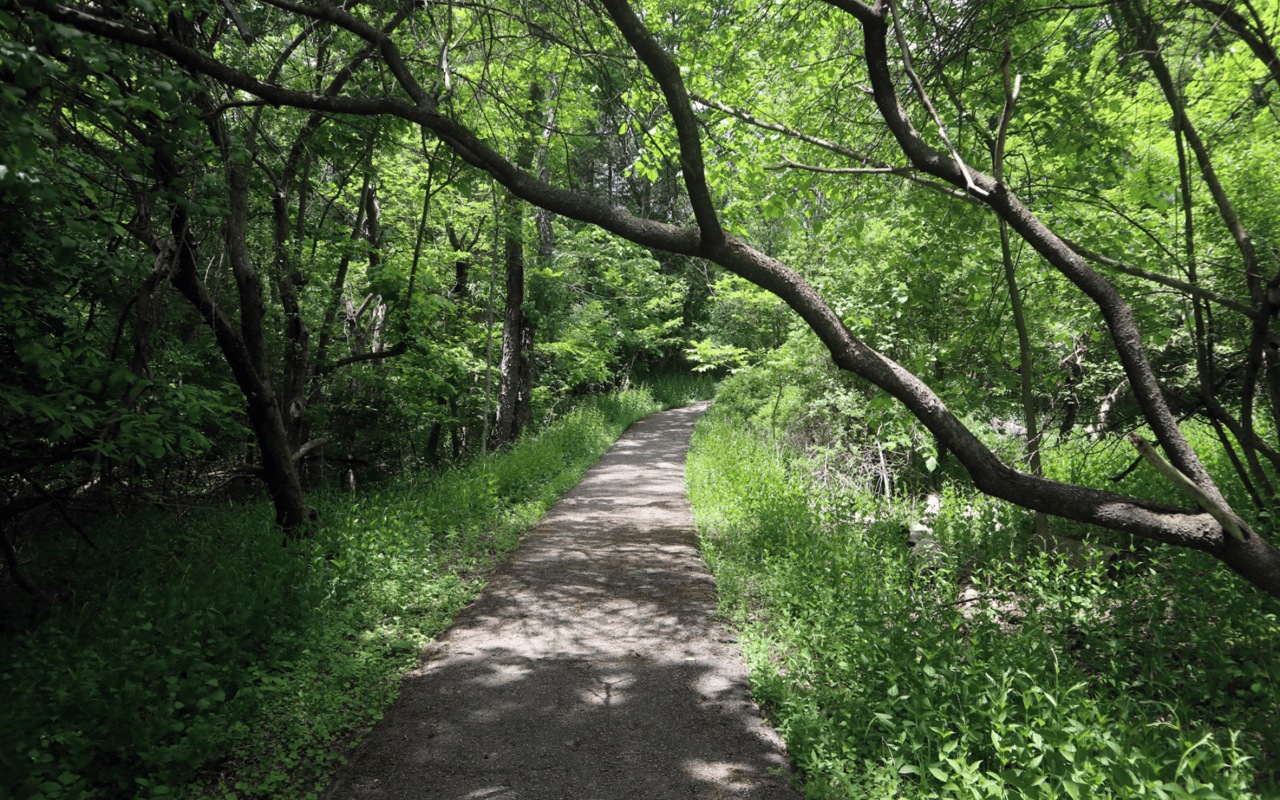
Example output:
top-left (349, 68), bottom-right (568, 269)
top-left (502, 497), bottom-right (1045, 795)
top-left (323, 402), bottom-right (799, 799)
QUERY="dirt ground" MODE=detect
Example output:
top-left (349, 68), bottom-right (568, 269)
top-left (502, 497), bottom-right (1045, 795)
top-left (322, 402), bottom-right (800, 799)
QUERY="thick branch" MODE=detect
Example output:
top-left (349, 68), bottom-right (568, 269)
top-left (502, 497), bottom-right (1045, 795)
top-left (1129, 435), bottom-right (1244, 540)
top-left (599, 0), bottom-right (724, 248)
top-left (1119, 1), bottom-right (1261, 296)
top-left (294, 438), bottom-right (327, 462)
top-left (1190, 0), bottom-right (1280, 89)
top-left (822, 0), bottom-right (1224, 502)
top-left (256, 0), bottom-right (431, 106)
top-left (886, 0), bottom-right (987, 197)
top-left (37, 3), bottom-right (424, 117)
top-left (316, 341), bottom-right (409, 376)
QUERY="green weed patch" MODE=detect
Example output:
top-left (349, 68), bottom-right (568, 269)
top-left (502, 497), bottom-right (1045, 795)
top-left (688, 407), bottom-right (1280, 799)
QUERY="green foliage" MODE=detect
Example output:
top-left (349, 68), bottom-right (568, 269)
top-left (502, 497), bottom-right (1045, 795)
top-left (1, 385), bottom-right (686, 800)
top-left (639, 372), bottom-right (716, 409)
top-left (689, 404), bottom-right (1280, 799)
top-left (0, 9), bottom-right (253, 504)
top-left (1040, 419), bottom-right (1274, 538)
top-left (688, 274), bottom-right (790, 371)
top-left (534, 226), bottom-right (691, 395)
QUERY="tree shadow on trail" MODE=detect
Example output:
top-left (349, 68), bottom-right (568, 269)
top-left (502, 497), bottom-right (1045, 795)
top-left (327, 515), bottom-right (798, 799)
top-left (328, 645), bottom-right (794, 799)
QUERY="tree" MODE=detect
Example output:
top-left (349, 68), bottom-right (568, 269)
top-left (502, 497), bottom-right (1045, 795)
top-left (18, 0), bottom-right (1280, 596)
top-left (490, 83), bottom-right (543, 450)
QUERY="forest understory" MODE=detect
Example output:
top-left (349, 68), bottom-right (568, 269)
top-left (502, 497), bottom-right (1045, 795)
top-left (690, 369), bottom-right (1280, 799)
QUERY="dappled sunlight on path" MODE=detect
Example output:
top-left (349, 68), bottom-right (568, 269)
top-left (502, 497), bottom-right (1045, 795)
top-left (324, 403), bottom-right (798, 799)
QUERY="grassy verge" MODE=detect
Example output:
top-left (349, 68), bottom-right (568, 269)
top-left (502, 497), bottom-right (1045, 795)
top-left (2, 376), bottom-right (713, 800)
top-left (687, 404), bottom-right (1280, 799)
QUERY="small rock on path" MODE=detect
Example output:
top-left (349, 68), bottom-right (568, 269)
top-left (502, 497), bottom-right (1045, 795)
top-left (324, 402), bottom-right (799, 799)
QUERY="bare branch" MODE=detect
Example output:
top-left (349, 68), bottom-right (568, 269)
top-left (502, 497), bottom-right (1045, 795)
top-left (994, 39), bottom-right (1021, 184)
top-left (696, 94), bottom-right (979, 203)
top-left (316, 340), bottom-right (409, 376)
top-left (294, 438), bottom-right (328, 462)
top-left (1129, 435), bottom-right (1245, 541)
top-left (215, 0), bottom-right (255, 44)
top-left (1190, 0), bottom-right (1280, 89)
top-left (690, 92), bottom-right (863, 159)
top-left (18, 470), bottom-right (96, 549)
top-left (886, 0), bottom-right (988, 197)
top-left (1063, 238), bottom-right (1257, 319)
top-left (0, 521), bottom-right (48, 600)
top-left (765, 160), bottom-right (909, 175)
top-left (38, 2), bottom-right (426, 118)
top-left (201, 99), bottom-right (271, 118)
top-left (765, 157), bottom-right (981, 203)
top-left (255, 0), bottom-right (432, 106)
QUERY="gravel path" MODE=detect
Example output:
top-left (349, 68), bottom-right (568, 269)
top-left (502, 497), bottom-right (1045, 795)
top-left (323, 402), bottom-right (799, 799)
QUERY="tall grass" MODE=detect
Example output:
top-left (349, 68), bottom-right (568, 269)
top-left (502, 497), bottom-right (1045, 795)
top-left (2, 378), bottom-right (712, 800)
top-left (688, 405), bottom-right (1280, 799)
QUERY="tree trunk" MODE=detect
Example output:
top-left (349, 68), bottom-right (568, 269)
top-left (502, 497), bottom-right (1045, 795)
top-left (999, 218), bottom-right (1047, 539)
top-left (491, 83), bottom-right (544, 450)
top-left (274, 187), bottom-right (311, 455)
top-left (491, 207), bottom-right (529, 449)
top-left (991, 58), bottom-right (1047, 539)
top-left (316, 173), bottom-right (369, 370)
top-left (163, 161), bottom-right (311, 533)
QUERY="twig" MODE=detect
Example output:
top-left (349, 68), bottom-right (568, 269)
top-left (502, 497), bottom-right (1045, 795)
top-left (764, 157), bottom-right (980, 204)
top-left (1062, 238), bottom-right (1255, 318)
top-left (691, 92), bottom-right (980, 204)
top-left (939, 593), bottom-right (1001, 608)
top-left (690, 92), bottom-right (864, 158)
top-left (200, 99), bottom-right (272, 119)
top-left (765, 159), bottom-right (910, 175)
top-left (1109, 456), bottom-right (1143, 482)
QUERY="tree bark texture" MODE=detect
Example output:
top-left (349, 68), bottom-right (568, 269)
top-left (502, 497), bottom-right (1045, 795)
top-left (163, 164), bottom-right (311, 533)
top-left (490, 83), bottom-right (544, 450)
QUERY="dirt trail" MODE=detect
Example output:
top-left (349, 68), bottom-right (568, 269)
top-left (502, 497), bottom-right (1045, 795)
top-left (324, 402), bottom-right (799, 799)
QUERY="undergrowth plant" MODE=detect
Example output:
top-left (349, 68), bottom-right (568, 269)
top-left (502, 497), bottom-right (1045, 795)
top-left (1, 377), bottom-right (712, 800)
top-left (688, 403), bottom-right (1280, 799)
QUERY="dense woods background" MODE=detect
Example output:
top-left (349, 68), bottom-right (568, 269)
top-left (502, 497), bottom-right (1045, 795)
top-left (3, 0), bottom-right (1280, 796)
